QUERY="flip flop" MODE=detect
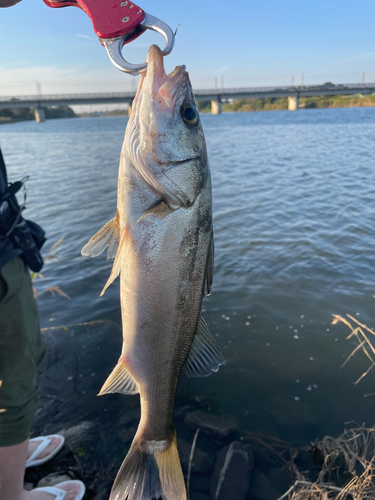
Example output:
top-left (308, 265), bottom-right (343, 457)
top-left (32, 480), bottom-right (85, 500)
top-left (26, 434), bottom-right (65, 468)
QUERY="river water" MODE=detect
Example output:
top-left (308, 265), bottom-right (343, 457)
top-left (1, 107), bottom-right (375, 447)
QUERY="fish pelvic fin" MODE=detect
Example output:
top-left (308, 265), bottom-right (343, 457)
top-left (184, 316), bottom-right (226, 378)
top-left (110, 432), bottom-right (186, 500)
top-left (100, 227), bottom-right (131, 297)
top-left (81, 214), bottom-right (120, 259)
top-left (98, 358), bottom-right (139, 396)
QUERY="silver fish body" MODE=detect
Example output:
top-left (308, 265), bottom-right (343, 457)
top-left (82, 45), bottom-right (224, 500)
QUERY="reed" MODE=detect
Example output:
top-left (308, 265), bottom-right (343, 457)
top-left (332, 313), bottom-right (375, 388)
top-left (279, 426), bottom-right (375, 499)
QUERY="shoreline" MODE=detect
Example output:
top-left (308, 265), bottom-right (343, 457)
top-left (26, 332), bottom-right (374, 500)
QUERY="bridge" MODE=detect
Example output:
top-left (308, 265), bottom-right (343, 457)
top-left (1, 82), bottom-right (374, 122)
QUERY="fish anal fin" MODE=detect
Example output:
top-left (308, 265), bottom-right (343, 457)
top-left (184, 316), bottom-right (225, 378)
top-left (98, 358), bottom-right (138, 396)
top-left (100, 227), bottom-right (131, 297)
top-left (81, 214), bottom-right (120, 259)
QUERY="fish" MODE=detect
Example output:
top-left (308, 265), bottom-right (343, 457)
top-left (82, 44), bottom-right (225, 500)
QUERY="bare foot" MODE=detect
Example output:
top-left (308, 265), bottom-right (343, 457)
top-left (26, 482), bottom-right (82, 500)
top-left (27, 436), bottom-right (63, 462)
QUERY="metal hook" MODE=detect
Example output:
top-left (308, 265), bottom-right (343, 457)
top-left (102, 13), bottom-right (175, 75)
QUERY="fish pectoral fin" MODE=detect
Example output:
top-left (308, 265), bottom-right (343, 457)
top-left (98, 359), bottom-right (139, 396)
top-left (184, 316), bottom-right (226, 378)
top-left (137, 199), bottom-right (174, 222)
top-left (100, 227), bottom-right (131, 297)
top-left (81, 216), bottom-right (120, 259)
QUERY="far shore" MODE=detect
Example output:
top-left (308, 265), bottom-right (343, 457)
top-left (2, 94), bottom-right (375, 124)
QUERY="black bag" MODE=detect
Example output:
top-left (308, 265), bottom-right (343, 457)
top-left (0, 148), bottom-right (46, 272)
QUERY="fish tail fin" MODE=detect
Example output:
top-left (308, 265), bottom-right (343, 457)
top-left (110, 432), bottom-right (186, 500)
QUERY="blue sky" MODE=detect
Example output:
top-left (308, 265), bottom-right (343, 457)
top-left (1, 0), bottom-right (375, 97)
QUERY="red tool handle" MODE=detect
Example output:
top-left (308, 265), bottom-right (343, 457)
top-left (43, 0), bottom-right (146, 40)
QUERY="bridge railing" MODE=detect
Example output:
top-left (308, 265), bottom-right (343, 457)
top-left (0, 83), bottom-right (375, 102)
top-left (0, 91), bottom-right (137, 102)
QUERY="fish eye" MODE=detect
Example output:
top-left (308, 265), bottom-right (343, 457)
top-left (181, 103), bottom-right (200, 127)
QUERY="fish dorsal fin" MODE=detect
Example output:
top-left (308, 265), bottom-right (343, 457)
top-left (81, 215), bottom-right (119, 259)
top-left (184, 316), bottom-right (225, 378)
top-left (100, 227), bottom-right (131, 296)
top-left (98, 358), bottom-right (139, 396)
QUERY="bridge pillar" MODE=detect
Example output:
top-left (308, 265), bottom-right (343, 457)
top-left (211, 99), bottom-right (222, 115)
top-left (34, 107), bottom-right (46, 122)
top-left (288, 96), bottom-right (299, 111)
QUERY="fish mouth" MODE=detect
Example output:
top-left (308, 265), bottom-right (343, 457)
top-left (145, 45), bottom-right (189, 108)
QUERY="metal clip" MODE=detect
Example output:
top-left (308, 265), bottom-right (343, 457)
top-left (43, 0), bottom-right (175, 75)
top-left (102, 13), bottom-right (174, 75)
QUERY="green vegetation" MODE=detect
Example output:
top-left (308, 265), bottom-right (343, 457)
top-left (0, 106), bottom-right (76, 124)
top-left (78, 109), bottom-right (129, 118)
top-left (219, 93), bottom-right (375, 113)
top-left (197, 101), bottom-right (211, 113)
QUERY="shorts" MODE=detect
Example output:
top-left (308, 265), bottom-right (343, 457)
top-left (0, 256), bottom-right (46, 447)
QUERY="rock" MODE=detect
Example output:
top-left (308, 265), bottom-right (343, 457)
top-left (37, 472), bottom-right (73, 488)
top-left (189, 473), bottom-right (211, 493)
top-left (88, 477), bottom-right (112, 500)
top-left (118, 426), bottom-right (137, 443)
top-left (178, 437), bottom-right (215, 474)
top-left (57, 421), bottom-right (94, 448)
top-left (210, 441), bottom-right (251, 500)
top-left (117, 408), bottom-right (140, 427)
top-left (248, 469), bottom-right (280, 500)
top-left (267, 467), bottom-right (291, 497)
top-left (185, 411), bottom-right (237, 439)
top-left (191, 493), bottom-right (210, 500)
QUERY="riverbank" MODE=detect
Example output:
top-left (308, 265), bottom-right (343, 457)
top-left (198, 93), bottom-right (375, 113)
top-left (75, 94), bottom-right (375, 119)
top-left (0, 106), bottom-right (76, 124)
top-left (27, 333), bottom-right (374, 500)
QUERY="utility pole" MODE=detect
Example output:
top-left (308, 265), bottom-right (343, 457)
top-left (362, 72), bottom-right (365, 86)
top-left (35, 80), bottom-right (42, 97)
top-left (292, 74), bottom-right (294, 87)
top-left (131, 77), bottom-right (136, 94)
top-left (301, 73), bottom-right (304, 90)
top-left (221, 75), bottom-right (224, 91)
top-left (215, 77), bottom-right (218, 90)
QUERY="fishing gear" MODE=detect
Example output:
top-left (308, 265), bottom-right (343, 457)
top-left (0, 149), bottom-right (46, 273)
top-left (43, 0), bottom-right (175, 75)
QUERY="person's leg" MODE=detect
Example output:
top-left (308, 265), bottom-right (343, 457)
top-left (0, 439), bottom-right (29, 500)
top-left (0, 259), bottom-right (82, 500)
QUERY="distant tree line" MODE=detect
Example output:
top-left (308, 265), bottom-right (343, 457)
top-left (196, 94), bottom-right (375, 113)
top-left (0, 106), bottom-right (76, 124)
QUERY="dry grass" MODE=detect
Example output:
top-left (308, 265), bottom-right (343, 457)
top-left (332, 314), bottom-right (375, 390)
top-left (279, 426), bottom-right (375, 499)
